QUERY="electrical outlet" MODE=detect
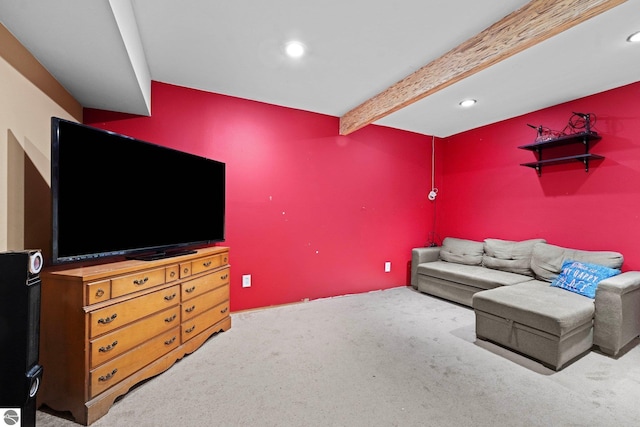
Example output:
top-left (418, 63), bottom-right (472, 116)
top-left (242, 274), bottom-right (251, 288)
top-left (384, 262), bottom-right (391, 272)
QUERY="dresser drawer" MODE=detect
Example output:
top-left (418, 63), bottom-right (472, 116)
top-left (180, 262), bottom-right (192, 278)
top-left (111, 267), bottom-right (166, 298)
top-left (213, 267), bottom-right (230, 287)
top-left (181, 301), bottom-right (230, 343)
top-left (86, 280), bottom-right (111, 305)
top-left (181, 268), bottom-right (229, 301)
top-left (89, 285), bottom-right (180, 338)
top-left (181, 285), bottom-right (229, 323)
top-left (191, 254), bottom-right (221, 275)
top-left (165, 265), bottom-right (179, 283)
top-left (181, 274), bottom-right (212, 301)
top-left (90, 305), bottom-right (181, 368)
top-left (90, 327), bottom-right (180, 398)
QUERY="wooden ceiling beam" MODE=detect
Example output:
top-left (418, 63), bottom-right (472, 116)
top-left (339, 0), bottom-right (626, 135)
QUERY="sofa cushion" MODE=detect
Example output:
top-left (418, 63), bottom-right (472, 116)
top-left (530, 243), bottom-right (623, 282)
top-left (417, 261), bottom-right (533, 291)
top-left (472, 281), bottom-right (595, 337)
top-left (439, 237), bottom-right (484, 265)
top-left (550, 260), bottom-right (621, 298)
top-left (483, 238), bottom-right (546, 276)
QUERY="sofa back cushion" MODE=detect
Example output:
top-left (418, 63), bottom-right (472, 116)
top-left (440, 237), bottom-right (484, 265)
top-left (483, 238), bottom-right (546, 276)
top-left (531, 243), bottom-right (624, 282)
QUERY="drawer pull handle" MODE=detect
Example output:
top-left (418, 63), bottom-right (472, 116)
top-left (170, 271), bottom-right (176, 278)
top-left (98, 341), bottom-right (118, 353)
top-left (185, 286), bottom-right (196, 293)
top-left (185, 325), bottom-right (196, 334)
top-left (97, 313), bottom-right (117, 324)
top-left (165, 314), bottom-right (177, 323)
top-left (133, 277), bottom-right (149, 286)
top-left (185, 305), bottom-right (196, 313)
top-left (98, 369), bottom-right (118, 382)
top-left (183, 268), bottom-right (190, 274)
top-left (165, 336), bottom-right (177, 345)
top-left (221, 307), bottom-right (229, 314)
top-left (203, 261), bottom-right (212, 267)
top-left (220, 274), bottom-right (229, 280)
top-left (223, 257), bottom-right (228, 263)
top-left (164, 293), bottom-right (177, 301)
top-left (95, 288), bottom-right (105, 298)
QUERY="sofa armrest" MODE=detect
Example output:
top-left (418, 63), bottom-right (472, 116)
top-left (594, 271), bottom-right (640, 356)
top-left (411, 247), bottom-right (441, 289)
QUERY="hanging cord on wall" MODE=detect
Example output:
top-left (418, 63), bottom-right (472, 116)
top-left (558, 112), bottom-right (597, 135)
top-left (428, 135), bottom-right (438, 201)
top-left (426, 204), bottom-right (439, 247)
top-left (567, 112), bottom-right (597, 134)
top-left (426, 135), bottom-right (440, 247)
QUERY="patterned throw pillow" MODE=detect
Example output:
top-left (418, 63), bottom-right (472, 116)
top-left (550, 260), bottom-right (621, 298)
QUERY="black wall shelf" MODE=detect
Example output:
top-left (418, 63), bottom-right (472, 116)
top-left (519, 131), bottom-right (603, 176)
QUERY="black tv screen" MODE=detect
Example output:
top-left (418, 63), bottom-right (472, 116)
top-left (51, 117), bottom-right (225, 264)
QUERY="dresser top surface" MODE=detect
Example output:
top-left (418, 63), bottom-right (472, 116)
top-left (43, 246), bottom-right (229, 281)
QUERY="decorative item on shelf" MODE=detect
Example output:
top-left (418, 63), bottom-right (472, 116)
top-left (527, 124), bottom-right (564, 143)
top-left (527, 112), bottom-right (598, 143)
top-left (519, 112), bottom-right (603, 176)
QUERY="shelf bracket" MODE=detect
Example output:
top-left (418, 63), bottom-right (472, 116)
top-left (582, 134), bottom-right (589, 172)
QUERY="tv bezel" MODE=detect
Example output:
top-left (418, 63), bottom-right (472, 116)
top-left (50, 117), bottom-right (225, 264)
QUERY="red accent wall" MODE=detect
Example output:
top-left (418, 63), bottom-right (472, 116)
top-left (439, 81), bottom-right (640, 270)
top-left (84, 81), bottom-right (434, 311)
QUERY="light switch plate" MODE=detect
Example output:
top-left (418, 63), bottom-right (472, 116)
top-left (242, 274), bottom-right (251, 288)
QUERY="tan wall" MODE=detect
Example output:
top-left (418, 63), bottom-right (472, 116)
top-left (0, 23), bottom-right (81, 260)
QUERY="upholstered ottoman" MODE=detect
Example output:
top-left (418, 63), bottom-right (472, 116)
top-left (472, 281), bottom-right (595, 370)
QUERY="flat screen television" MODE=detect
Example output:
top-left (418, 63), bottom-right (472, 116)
top-left (51, 117), bottom-right (225, 264)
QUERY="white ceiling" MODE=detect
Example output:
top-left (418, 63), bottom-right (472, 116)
top-left (1, 0), bottom-right (639, 137)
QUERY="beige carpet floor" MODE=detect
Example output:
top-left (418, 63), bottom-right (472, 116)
top-left (37, 286), bottom-right (640, 426)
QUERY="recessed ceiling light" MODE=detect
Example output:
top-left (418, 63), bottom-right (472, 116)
top-left (285, 41), bottom-right (306, 58)
top-left (627, 31), bottom-right (640, 43)
top-left (459, 99), bottom-right (477, 108)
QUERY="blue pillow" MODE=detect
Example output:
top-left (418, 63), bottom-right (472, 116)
top-left (551, 260), bottom-right (620, 298)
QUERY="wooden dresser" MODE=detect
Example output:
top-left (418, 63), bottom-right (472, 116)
top-left (38, 247), bottom-right (231, 425)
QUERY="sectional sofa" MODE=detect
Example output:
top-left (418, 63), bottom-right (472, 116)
top-left (411, 237), bottom-right (640, 370)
